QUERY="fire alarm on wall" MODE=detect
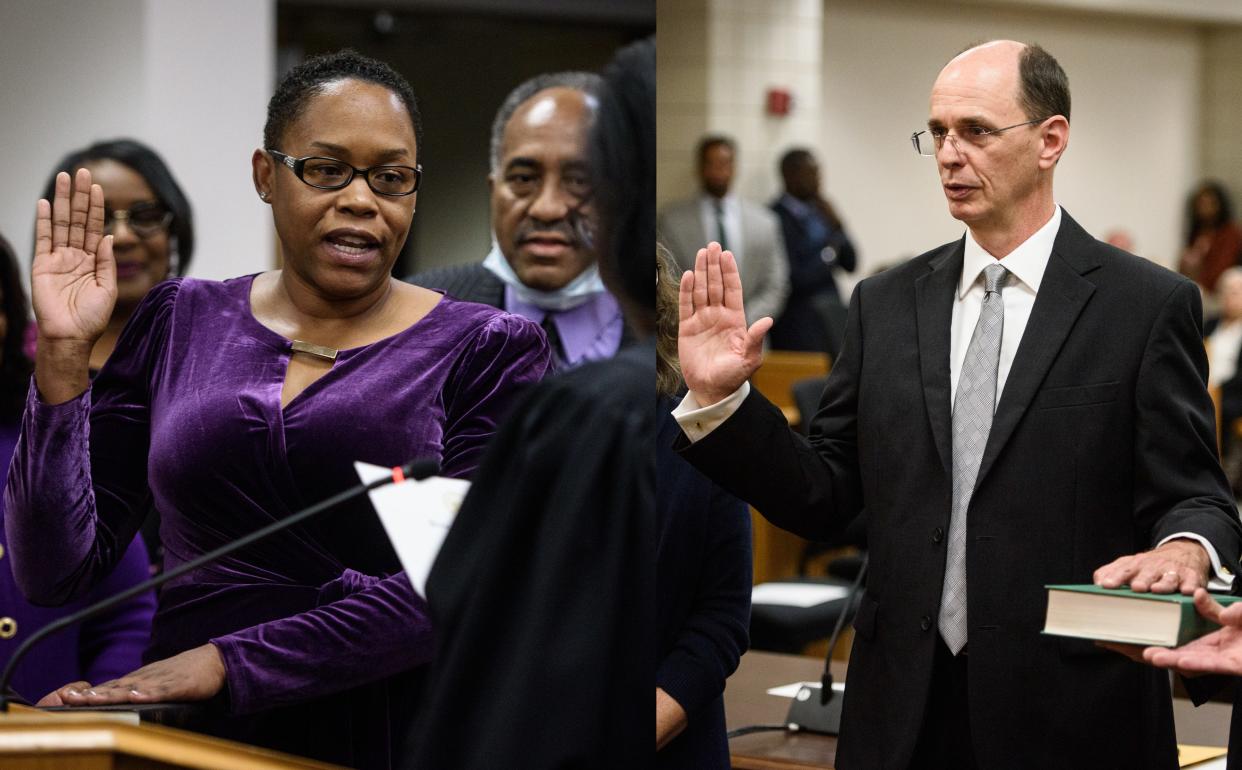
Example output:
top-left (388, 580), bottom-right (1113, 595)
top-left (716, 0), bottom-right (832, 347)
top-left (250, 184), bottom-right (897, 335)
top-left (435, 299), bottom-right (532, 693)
top-left (766, 88), bottom-right (793, 116)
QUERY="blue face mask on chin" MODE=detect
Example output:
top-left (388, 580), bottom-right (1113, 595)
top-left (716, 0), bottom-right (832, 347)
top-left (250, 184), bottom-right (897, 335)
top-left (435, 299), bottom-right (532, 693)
top-left (482, 240), bottom-right (607, 311)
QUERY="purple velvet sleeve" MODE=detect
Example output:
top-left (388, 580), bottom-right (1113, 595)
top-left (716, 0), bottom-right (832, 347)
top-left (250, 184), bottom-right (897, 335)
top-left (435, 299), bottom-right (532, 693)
top-left (79, 535), bottom-right (156, 684)
top-left (3, 281), bottom-right (177, 607)
top-left (207, 311), bottom-right (548, 714)
top-left (440, 312), bottom-right (551, 478)
top-left (211, 570), bottom-right (430, 715)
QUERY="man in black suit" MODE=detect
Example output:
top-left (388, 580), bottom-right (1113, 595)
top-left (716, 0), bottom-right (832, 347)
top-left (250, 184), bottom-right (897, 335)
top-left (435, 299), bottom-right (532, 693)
top-left (769, 147), bottom-right (856, 355)
top-left (674, 40), bottom-right (1242, 768)
top-left (408, 71), bottom-right (629, 369)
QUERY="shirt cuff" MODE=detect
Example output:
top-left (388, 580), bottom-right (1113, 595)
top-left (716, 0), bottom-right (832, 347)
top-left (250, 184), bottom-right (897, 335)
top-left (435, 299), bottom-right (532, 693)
top-left (672, 382), bottom-right (750, 443)
top-left (1158, 532), bottom-right (1234, 591)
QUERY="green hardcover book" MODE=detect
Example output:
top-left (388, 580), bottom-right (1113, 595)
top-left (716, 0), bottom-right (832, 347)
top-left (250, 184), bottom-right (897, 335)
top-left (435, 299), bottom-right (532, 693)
top-left (1042, 584), bottom-right (1242, 647)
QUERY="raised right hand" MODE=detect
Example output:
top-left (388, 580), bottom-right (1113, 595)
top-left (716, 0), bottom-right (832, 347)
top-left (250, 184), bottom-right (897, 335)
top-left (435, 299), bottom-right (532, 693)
top-left (32, 169), bottom-right (116, 344)
top-left (677, 241), bottom-right (772, 406)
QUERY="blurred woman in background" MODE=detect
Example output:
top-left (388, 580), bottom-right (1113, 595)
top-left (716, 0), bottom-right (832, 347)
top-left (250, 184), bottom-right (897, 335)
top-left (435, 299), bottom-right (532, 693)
top-left (1179, 180), bottom-right (1242, 295)
top-left (39, 140), bottom-right (194, 371)
top-left (655, 243), bottom-right (751, 767)
top-left (37, 139), bottom-right (194, 572)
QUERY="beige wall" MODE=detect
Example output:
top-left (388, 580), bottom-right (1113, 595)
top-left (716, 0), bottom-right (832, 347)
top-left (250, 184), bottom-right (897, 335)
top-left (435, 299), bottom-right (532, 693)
top-left (1202, 27), bottom-right (1242, 209)
top-left (0, 0), bottom-right (275, 282)
top-left (658, 0), bottom-right (824, 209)
top-left (658, 0), bottom-right (1242, 290)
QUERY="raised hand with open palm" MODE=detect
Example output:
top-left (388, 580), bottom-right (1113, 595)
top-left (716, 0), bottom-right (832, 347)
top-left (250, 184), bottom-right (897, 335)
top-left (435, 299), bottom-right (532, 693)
top-left (31, 168), bottom-right (116, 404)
top-left (677, 241), bottom-right (772, 406)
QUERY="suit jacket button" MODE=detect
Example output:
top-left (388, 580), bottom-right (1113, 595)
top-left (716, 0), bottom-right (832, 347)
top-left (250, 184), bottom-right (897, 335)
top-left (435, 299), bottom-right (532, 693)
top-left (932, 527), bottom-right (944, 544)
top-left (921, 615), bottom-right (932, 631)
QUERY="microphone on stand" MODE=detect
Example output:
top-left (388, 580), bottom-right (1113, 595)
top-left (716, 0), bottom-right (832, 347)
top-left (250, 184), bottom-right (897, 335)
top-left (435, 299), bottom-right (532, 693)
top-left (0, 457), bottom-right (440, 712)
top-left (726, 552), bottom-right (869, 741)
top-left (783, 552), bottom-right (868, 735)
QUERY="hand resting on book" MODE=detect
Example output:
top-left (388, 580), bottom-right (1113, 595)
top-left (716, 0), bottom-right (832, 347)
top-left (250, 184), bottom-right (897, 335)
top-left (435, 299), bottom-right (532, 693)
top-left (1093, 538), bottom-right (1212, 595)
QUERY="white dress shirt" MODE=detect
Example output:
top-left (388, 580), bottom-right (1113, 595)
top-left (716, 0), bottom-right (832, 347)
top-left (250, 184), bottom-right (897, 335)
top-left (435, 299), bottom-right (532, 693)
top-left (674, 204), bottom-right (1231, 587)
top-left (950, 205), bottom-right (1059, 405)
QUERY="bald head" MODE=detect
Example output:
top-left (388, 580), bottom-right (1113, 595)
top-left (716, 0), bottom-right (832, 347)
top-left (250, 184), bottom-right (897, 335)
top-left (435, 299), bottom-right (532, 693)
top-left (941, 40), bottom-right (1070, 124)
top-left (934, 41), bottom-right (1024, 122)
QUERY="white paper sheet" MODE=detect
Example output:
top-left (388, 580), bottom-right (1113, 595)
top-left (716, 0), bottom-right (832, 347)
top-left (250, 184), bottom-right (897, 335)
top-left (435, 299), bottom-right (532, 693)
top-left (355, 461), bottom-right (470, 599)
top-left (766, 681), bottom-right (846, 698)
top-left (751, 582), bottom-right (850, 608)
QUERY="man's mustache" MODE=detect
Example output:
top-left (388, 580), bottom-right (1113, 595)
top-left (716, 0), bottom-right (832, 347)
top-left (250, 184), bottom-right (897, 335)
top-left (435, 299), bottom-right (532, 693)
top-left (513, 218), bottom-right (579, 246)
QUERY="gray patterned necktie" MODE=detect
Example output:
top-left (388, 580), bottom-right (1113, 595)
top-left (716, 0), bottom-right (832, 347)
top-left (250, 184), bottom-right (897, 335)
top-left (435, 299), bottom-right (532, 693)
top-left (939, 262), bottom-right (1010, 654)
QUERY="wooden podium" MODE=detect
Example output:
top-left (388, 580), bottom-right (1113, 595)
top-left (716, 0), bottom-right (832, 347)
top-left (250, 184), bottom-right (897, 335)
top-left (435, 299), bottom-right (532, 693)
top-left (0, 705), bottom-right (345, 769)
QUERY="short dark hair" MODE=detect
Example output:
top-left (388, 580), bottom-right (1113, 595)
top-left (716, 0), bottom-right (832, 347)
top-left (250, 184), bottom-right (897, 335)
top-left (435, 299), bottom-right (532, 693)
top-left (1017, 43), bottom-right (1070, 123)
top-left (40, 139), bottom-right (195, 275)
top-left (0, 233), bottom-right (31, 423)
top-left (779, 147), bottom-right (816, 179)
top-left (489, 71), bottom-right (603, 173)
top-left (264, 49), bottom-right (423, 161)
top-left (591, 36), bottom-right (656, 326)
top-left (696, 134), bottom-right (735, 167)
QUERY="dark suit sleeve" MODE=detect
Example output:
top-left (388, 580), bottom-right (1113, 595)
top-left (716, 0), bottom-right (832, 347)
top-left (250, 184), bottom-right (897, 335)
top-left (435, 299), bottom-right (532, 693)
top-left (831, 226), bottom-right (857, 274)
top-left (676, 284), bottom-right (866, 542)
top-left (1137, 281), bottom-right (1242, 569)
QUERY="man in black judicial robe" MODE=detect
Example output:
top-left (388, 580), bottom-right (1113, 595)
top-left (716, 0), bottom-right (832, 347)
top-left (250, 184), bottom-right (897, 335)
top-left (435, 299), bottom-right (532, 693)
top-left (404, 37), bottom-right (655, 769)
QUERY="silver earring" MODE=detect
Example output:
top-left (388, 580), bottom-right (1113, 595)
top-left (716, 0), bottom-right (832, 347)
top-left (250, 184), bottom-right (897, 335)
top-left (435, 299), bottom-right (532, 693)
top-left (259, 192), bottom-right (270, 202)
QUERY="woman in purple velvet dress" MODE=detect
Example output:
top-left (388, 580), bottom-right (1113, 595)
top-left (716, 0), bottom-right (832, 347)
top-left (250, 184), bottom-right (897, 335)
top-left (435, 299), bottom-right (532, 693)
top-left (4, 51), bottom-right (548, 768)
top-left (0, 233), bottom-right (155, 704)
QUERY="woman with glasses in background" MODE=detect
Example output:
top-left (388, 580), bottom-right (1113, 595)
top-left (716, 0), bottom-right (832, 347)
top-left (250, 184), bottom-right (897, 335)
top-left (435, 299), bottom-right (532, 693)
top-left (37, 140), bottom-right (194, 372)
top-left (35, 139), bottom-right (194, 573)
top-left (6, 50), bottom-right (547, 769)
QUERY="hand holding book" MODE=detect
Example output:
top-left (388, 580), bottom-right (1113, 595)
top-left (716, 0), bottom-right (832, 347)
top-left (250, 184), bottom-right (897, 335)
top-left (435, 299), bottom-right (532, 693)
top-left (1142, 589), bottom-right (1242, 677)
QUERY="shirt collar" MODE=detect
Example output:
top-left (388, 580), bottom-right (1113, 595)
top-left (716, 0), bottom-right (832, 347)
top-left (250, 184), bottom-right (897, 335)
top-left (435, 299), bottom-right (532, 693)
top-left (958, 204), bottom-right (1061, 299)
top-left (700, 193), bottom-right (736, 211)
top-left (505, 287), bottom-right (623, 366)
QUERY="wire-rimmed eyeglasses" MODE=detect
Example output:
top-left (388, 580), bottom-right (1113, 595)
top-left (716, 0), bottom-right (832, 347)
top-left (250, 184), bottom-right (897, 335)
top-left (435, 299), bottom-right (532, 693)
top-left (105, 203), bottom-right (174, 238)
top-left (911, 118), bottom-right (1047, 156)
top-left (267, 150), bottom-right (422, 196)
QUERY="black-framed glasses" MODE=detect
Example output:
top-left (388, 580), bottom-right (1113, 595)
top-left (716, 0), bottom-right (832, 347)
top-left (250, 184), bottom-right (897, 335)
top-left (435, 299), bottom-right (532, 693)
top-left (911, 117), bottom-right (1048, 156)
top-left (267, 150), bottom-right (422, 196)
top-left (104, 202), bottom-right (174, 238)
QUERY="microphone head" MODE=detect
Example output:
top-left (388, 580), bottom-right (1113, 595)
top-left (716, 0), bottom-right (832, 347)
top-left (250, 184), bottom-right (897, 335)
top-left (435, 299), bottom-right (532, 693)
top-left (401, 458), bottom-right (441, 481)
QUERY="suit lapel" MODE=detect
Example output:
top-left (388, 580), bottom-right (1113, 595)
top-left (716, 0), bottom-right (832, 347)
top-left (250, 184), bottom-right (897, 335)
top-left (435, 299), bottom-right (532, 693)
top-left (974, 214), bottom-right (1099, 487)
top-left (916, 242), bottom-right (962, 476)
top-left (736, 205), bottom-right (751, 280)
top-left (686, 204), bottom-right (709, 257)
